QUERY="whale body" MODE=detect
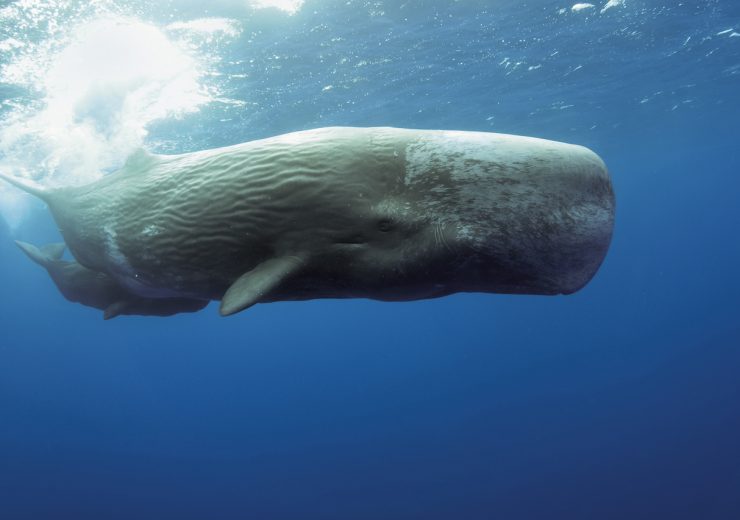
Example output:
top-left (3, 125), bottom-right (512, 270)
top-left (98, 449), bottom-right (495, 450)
top-left (1, 127), bottom-right (615, 319)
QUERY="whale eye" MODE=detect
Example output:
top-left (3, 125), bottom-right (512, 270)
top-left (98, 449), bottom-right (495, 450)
top-left (377, 219), bottom-right (394, 232)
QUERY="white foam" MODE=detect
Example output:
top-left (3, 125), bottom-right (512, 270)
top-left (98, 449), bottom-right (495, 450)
top-left (0, 13), bottom-right (237, 228)
top-left (249, 0), bottom-right (305, 15)
top-left (166, 18), bottom-right (241, 38)
top-left (600, 0), bottom-right (625, 14)
top-left (0, 38), bottom-right (24, 52)
top-left (571, 3), bottom-right (595, 13)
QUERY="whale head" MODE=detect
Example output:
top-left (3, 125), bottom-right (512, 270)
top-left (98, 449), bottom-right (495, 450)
top-left (323, 130), bottom-right (615, 301)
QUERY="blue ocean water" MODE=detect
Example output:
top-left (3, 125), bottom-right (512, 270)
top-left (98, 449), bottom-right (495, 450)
top-left (0, 1), bottom-right (739, 518)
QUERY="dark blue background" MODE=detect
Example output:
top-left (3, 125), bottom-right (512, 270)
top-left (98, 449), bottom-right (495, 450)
top-left (1, 1), bottom-right (739, 518)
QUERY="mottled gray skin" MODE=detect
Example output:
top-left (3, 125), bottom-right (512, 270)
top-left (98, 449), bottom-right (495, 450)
top-left (2, 127), bottom-right (615, 318)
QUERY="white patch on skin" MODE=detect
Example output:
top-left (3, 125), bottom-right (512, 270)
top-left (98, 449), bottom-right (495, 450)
top-left (405, 132), bottom-right (567, 246)
top-left (406, 133), bottom-right (487, 245)
top-left (105, 223), bottom-right (184, 298)
top-left (142, 224), bottom-right (162, 237)
top-left (104, 224), bottom-right (133, 274)
top-left (372, 198), bottom-right (410, 222)
top-left (457, 224), bottom-right (476, 243)
top-left (404, 131), bottom-right (610, 262)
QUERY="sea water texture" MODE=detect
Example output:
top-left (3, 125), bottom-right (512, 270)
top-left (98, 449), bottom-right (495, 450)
top-left (0, 1), bottom-right (739, 519)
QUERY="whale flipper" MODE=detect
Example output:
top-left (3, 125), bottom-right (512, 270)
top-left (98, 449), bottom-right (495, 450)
top-left (15, 240), bottom-right (66, 266)
top-left (220, 255), bottom-right (305, 316)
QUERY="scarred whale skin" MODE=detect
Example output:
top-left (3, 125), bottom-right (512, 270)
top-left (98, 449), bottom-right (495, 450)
top-left (1, 127), bottom-right (615, 319)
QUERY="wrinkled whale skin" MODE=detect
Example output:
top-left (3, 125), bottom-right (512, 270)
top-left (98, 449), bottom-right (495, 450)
top-left (3, 127), bottom-right (615, 318)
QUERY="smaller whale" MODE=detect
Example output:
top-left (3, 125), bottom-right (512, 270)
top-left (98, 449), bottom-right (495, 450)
top-left (15, 240), bottom-right (207, 319)
top-left (1, 127), bottom-right (615, 319)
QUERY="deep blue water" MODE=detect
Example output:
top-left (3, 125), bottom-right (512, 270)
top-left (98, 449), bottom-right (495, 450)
top-left (1, 1), bottom-right (739, 519)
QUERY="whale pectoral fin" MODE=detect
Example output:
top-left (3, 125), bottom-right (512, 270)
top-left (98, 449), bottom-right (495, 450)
top-left (104, 301), bottom-right (130, 320)
top-left (15, 240), bottom-right (66, 267)
top-left (220, 255), bottom-right (305, 317)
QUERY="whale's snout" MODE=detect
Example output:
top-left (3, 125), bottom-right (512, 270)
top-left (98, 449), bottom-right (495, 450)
top-left (405, 131), bottom-right (615, 296)
top-left (542, 146), bottom-right (614, 294)
top-left (474, 141), bottom-right (615, 296)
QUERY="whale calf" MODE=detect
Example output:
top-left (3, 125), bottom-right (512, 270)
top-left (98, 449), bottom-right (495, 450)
top-left (1, 127), bottom-right (615, 319)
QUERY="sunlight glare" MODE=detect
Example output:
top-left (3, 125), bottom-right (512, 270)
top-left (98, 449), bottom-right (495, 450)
top-left (0, 16), bottom-right (212, 228)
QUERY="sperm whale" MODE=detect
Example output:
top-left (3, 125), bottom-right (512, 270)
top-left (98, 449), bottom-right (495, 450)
top-left (1, 127), bottom-right (615, 318)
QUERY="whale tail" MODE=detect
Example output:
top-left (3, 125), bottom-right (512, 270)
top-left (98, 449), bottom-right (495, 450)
top-left (0, 172), bottom-right (53, 203)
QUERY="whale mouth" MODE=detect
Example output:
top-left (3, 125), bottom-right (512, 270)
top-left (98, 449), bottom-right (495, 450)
top-left (334, 235), bottom-right (367, 246)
